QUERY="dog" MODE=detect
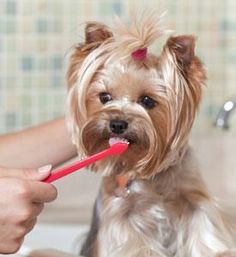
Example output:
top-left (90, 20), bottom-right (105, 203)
top-left (66, 12), bottom-right (235, 257)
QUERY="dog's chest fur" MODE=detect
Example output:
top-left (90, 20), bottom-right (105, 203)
top-left (98, 179), bottom-right (175, 257)
top-left (95, 149), bottom-right (212, 257)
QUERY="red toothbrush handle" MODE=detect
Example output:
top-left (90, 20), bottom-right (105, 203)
top-left (43, 141), bottom-right (128, 183)
top-left (43, 148), bottom-right (113, 183)
top-left (43, 148), bottom-right (110, 183)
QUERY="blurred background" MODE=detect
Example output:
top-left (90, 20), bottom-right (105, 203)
top-left (0, 0), bottom-right (236, 256)
top-left (1, 0), bottom-right (236, 134)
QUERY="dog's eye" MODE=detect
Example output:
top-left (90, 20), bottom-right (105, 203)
top-left (139, 96), bottom-right (156, 109)
top-left (99, 92), bottom-right (112, 104)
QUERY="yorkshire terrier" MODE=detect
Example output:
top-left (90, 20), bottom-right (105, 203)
top-left (66, 12), bottom-right (235, 257)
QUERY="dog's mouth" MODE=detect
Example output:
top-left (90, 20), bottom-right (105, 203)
top-left (108, 137), bottom-right (130, 146)
top-left (107, 133), bottom-right (137, 146)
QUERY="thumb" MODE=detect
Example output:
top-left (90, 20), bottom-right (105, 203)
top-left (0, 164), bottom-right (52, 181)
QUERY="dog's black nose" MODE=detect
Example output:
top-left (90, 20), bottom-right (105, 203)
top-left (110, 119), bottom-right (128, 134)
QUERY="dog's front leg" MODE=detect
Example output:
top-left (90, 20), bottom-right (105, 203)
top-left (80, 191), bottom-right (102, 257)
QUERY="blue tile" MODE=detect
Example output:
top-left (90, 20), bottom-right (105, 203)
top-left (36, 19), bottom-right (48, 33)
top-left (52, 75), bottom-right (63, 88)
top-left (6, 112), bottom-right (17, 129)
top-left (21, 57), bottom-right (34, 71)
top-left (220, 20), bottom-right (228, 31)
top-left (112, 2), bottom-right (122, 16)
top-left (52, 56), bottom-right (63, 70)
top-left (0, 20), bottom-right (6, 33)
top-left (220, 20), bottom-right (236, 32)
top-left (6, 0), bottom-right (17, 15)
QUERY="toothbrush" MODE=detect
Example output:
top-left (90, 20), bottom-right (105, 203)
top-left (43, 138), bottom-right (129, 183)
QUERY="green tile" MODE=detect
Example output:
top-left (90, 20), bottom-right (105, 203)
top-left (6, 38), bottom-right (17, 51)
top-left (99, 1), bottom-right (112, 16)
top-left (22, 113), bottom-right (32, 127)
top-left (22, 1), bottom-right (34, 15)
top-left (22, 95), bottom-right (32, 107)
top-left (6, 76), bottom-right (16, 89)
top-left (6, 58), bottom-right (17, 73)
top-left (22, 75), bottom-right (33, 89)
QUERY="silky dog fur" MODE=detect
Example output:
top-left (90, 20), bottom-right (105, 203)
top-left (66, 12), bottom-right (235, 257)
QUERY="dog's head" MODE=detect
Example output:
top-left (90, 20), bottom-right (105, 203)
top-left (67, 13), bottom-right (206, 179)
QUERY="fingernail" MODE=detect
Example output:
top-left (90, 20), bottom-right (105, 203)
top-left (38, 164), bottom-right (52, 174)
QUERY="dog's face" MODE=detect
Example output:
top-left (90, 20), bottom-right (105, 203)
top-left (67, 19), bottom-right (206, 179)
top-left (80, 63), bottom-right (168, 178)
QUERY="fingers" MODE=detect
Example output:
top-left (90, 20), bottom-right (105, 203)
top-left (0, 166), bottom-right (57, 254)
top-left (0, 218), bottom-right (37, 254)
top-left (0, 164), bottom-right (52, 181)
top-left (10, 178), bottom-right (58, 204)
top-left (28, 181), bottom-right (58, 203)
top-left (15, 203), bottom-right (44, 224)
top-left (21, 218), bottom-right (37, 234)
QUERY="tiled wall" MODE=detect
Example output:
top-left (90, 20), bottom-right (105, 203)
top-left (0, 0), bottom-right (236, 133)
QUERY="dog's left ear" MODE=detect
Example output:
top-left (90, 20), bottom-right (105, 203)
top-left (159, 35), bottom-right (206, 153)
top-left (161, 35), bottom-right (206, 107)
top-left (67, 22), bottom-right (113, 88)
top-left (166, 35), bottom-right (195, 69)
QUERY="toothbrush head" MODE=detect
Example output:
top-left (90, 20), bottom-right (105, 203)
top-left (109, 137), bottom-right (129, 155)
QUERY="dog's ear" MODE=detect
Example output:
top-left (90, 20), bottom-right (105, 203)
top-left (67, 22), bottom-right (113, 88)
top-left (160, 35), bottom-right (206, 107)
top-left (159, 35), bottom-right (206, 152)
top-left (166, 35), bottom-right (195, 69)
top-left (85, 22), bottom-right (113, 44)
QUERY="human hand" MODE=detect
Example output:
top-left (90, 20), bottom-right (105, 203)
top-left (0, 165), bottom-right (57, 254)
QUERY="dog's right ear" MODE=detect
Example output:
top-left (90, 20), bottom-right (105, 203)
top-left (85, 22), bottom-right (113, 44)
top-left (67, 22), bottom-right (113, 88)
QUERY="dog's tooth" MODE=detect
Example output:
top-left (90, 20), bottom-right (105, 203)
top-left (109, 137), bottom-right (129, 146)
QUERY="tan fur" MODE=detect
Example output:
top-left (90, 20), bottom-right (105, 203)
top-left (67, 12), bottom-right (235, 257)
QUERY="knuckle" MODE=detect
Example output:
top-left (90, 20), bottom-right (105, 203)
top-left (22, 168), bottom-right (36, 179)
top-left (36, 203), bottom-right (44, 215)
top-left (15, 225), bottom-right (27, 237)
top-left (28, 218), bottom-right (37, 232)
top-left (16, 181), bottom-right (31, 200)
top-left (17, 208), bottom-right (33, 222)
